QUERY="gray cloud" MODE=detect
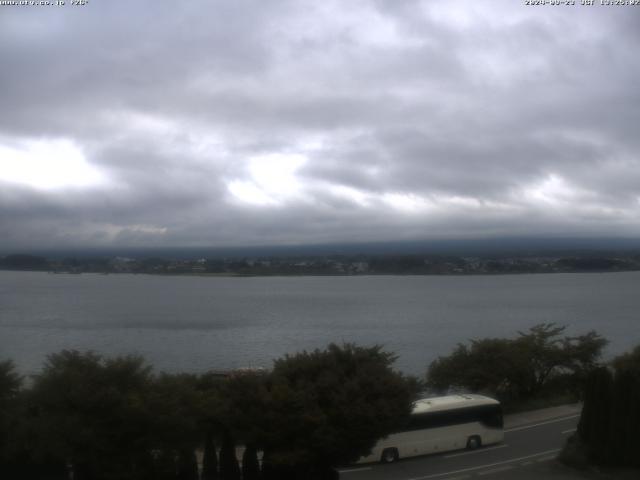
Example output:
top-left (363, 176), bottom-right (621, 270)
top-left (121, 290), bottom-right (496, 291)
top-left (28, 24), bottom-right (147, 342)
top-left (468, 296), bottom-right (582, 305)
top-left (1, 0), bottom-right (639, 250)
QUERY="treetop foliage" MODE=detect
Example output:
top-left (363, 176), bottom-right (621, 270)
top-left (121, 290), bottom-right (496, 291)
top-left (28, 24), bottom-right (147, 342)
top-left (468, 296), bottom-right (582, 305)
top-left (263, 343), bottom-right (417, 469)
top-left (611, 344), bottom-right (640, 378)
top-left (0, 359), bottom-right (22, 403)
top-left (426, 323), bottom-right (607, 404)
top-left (0, 344), bottom-right (416, 480)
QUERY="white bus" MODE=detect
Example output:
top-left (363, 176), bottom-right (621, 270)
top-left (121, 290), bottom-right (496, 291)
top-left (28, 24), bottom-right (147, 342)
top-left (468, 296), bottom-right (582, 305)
top-left (359, 394), bottom-right (504, 464)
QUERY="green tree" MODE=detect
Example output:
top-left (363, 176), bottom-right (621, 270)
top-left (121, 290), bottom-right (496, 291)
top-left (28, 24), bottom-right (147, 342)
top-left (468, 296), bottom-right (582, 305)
top-left (176, 448), bottom-right (198, 480)
top-left (575, 344), bottom-right (640, 467)
top-left (611, 345), bottom-right (640, 377)
top-left (426, 324), bottom-right (607, 405)
top-left (608, 368), bottom-right (634, 465)
top-left (0, 360), bottom-right (24, 476)
top-left (217, 371), bottom-right (270, 448)
top-left (0, 360), bottom-right (21, 401)
top-left (577, 367), bottom-right (613, 464)
top-left (241, 444), bottom-right (260, 480)
top-left (261, 343), bottom-right (416, 479)
top-left (201, 431), bottom-right (219, 480)
top-left (219, 430), bottom-right (241, 480)
top-left (514, 324), bottom-right (606, 397)
top-left (426, 338), bottom-right (519, 399)
top-left (145, 373), bottom-right (203, 479)
top-left (196, 371), bottom-right (232, 480)
top-left (609, 346), bottom-right (640, 466)
top-left (29, 350), bottom-right (155, 480)
top-left (212, 371), bottom-right (269, 479)
top-left (150, 449), bottom-right (177, 480)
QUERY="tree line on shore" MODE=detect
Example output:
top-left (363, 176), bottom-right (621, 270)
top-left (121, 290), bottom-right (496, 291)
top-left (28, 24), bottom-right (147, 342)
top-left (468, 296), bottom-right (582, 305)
top-left (0, 344), bottom-right (417, 480)
top-left (426, 324), bottom-right (640, 469)
top-left (426, 323), bottom-right (608, 410)
top-left (1, 324), bottom-right (636, 479)
top-left (3, 252), bottom-right (640, 276)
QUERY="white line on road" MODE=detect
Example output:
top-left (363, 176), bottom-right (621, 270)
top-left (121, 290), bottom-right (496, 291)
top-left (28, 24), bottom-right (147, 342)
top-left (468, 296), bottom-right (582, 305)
top-left (406, 448), bottom-right (561, 480)
top-left (478, 465), bottom-right (514, 475)
top-left (338, 466), bottom-right (372, 474)
top-left (504, 415), bottom-right (580, 433)
top-left (536, 455), bottom-right (556, 462)
top-left (444, 444), bottom-right (508, 458)
top-left (562, 428), bottom-right (577, 434)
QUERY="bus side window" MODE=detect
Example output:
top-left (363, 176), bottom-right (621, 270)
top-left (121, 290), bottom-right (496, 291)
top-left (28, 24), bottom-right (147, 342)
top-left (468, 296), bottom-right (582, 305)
top-left (406, 404), bottom-right (503, 431)
top-left (478, 405), bottom-right (503, 428)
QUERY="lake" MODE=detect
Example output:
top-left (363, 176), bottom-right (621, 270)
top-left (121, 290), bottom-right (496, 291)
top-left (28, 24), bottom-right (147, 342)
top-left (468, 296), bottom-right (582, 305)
top-left (0, 270), bottom-right (638, 376)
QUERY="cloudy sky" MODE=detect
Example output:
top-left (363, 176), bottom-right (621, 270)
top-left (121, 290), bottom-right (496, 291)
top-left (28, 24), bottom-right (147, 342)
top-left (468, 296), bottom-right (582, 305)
top-left (1, 0), bottom-right (639, 250)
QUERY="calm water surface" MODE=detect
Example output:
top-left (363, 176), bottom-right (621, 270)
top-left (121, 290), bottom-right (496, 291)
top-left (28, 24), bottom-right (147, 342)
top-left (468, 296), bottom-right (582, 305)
top-left (1, 271), bottom-right (638, 375)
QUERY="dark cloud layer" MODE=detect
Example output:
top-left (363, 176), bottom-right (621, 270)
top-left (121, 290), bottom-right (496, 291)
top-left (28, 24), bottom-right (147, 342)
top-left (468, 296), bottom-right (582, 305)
top-left (1, 0), bottom-right (639, 249)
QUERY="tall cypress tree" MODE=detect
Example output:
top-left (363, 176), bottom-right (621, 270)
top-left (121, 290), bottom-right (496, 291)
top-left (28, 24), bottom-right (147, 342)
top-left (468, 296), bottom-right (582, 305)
top-left (612, 367), bottom-right (640, 466)
top-left (153, 450), bottom-right (178, 480)
top-left (609, 369), bottom-right (631, 465)
top-left (591, 367), bottom-right (613, 465)
top-left (176, 448), bottom-right (199, 480)
top-left (611, 345), bottom-right (640, 467)
top-left (578, 367), bottom-right (613, 465)
top-left (260, 451), bottom-right (275, 480)
top-left (219, 431), bottom-right (240, 480)
top-left (629, 375), bottom-right (640, 467)
top-left (241, 444), bottom-right (260, 480)
top-left (579, 356), bottom-right (640, 467)
top-left (201, 431), bottom-right (218, 480)
top-left (629, 374), bottom-right (640, 467)
top-left (577, 368), bottom-right (597, 442)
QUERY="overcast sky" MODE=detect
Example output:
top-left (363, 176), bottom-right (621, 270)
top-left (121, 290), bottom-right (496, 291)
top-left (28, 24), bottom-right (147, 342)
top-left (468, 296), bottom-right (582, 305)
top-left (1, 0), bottom-right (639, 250)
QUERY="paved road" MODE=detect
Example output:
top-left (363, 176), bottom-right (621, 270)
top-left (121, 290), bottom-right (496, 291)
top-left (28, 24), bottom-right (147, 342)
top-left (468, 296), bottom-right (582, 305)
top-left (338, 407), bottom-right (581, 480)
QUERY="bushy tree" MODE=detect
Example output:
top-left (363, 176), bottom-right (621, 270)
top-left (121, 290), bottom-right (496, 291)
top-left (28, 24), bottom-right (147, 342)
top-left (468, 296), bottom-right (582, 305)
top-left (426, 338), bottom-right (519, 398)
top-left (147, 373), bottom-right (201, 446)
top-left (575, 344), bottom-right (640, 467)
top-left (145, 373), bottom-right (204, 479)
top-left (0, 360), bottom-right (24, 475)
top-left (426, 324), bottom-right (607, 405)
top-left (0, 360), bottom-right (21, 401)
top-left (214, 371), bottom-right (270, 479)
top-left (608, 368), bottom-right (637, 465)
top-left (195, 371), bottom-right (228, 480)
top-left (29, 350), bottom-right (155, 480)
top-left (1, 343), bottom-right (416, 479)
top-left (261, 343), bottom-right (417, 479)
top-left (517, 325), bottom-right (606, 397)
top-left (611, 345), bottom-right (640, 377)
top-left (577, 367), bottom-right (613, 464)
top-left (218, 370), bottom-right (270, 444)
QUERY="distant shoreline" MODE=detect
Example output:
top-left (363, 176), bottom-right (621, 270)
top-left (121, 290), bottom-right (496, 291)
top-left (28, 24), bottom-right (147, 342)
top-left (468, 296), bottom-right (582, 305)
top-left (2, 251), bottom-right (640, 277)
top-left (2, 268), bottom-right (639, 278)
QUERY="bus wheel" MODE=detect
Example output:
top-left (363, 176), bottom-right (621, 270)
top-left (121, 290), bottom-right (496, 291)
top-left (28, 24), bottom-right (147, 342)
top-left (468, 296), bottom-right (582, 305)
top-left (466, 436), bottom-right (481, 450)
top-left (381, 448), bottom-right (399, 463)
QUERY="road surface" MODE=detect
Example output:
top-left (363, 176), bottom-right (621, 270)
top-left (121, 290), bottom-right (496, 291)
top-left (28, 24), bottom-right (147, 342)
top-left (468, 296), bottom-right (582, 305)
top-left (338, 405), bottom-right (581, 480)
